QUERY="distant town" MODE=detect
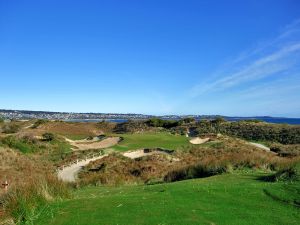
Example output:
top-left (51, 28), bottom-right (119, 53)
top-left (0, 109), bottom-right (300, 125)
top-left (0, 109), bottom-right (228, 121)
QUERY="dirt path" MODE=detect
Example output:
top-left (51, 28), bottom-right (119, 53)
top-left (249, 142), bottom-right (270, 151)
top-left (24, 124), bottom-right (33, 129)
top-left (58, 155), bottom-right (107, 182)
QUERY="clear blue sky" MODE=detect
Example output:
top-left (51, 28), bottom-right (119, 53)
top-left (1, 0), bottom-right (300, 117)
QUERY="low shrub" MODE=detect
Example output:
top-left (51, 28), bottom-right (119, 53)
top-left (2, 123), bottom-right (20, 134)
top-left (270, 144), bottom-right (300, 157)
top-left (31, 119), bottom-right (47, 129)
top-left (114, 121), bottom-right (151, 133)
top-left (164, 163), bottom-right (227, 182)
top-left (0, 136), bottom-right (34, 153)
top-left (265, 166), bottom-right (299, 182)
top-left (42, 133), bottom-right (55, 142)
top-left (146, 118), bottom-right (182, 129)
top-left (21, 134), bottom-right (38, 144)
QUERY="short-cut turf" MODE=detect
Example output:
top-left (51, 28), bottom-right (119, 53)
top-left (36, 172), bottom-right (300, 225)
top-left (110, 132), bottom-right (191, 151)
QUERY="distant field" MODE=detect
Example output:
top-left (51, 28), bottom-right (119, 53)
top-left (36, 172), bottom-right (300, 225)
top-left (109, 132), bottom-right (191, 151)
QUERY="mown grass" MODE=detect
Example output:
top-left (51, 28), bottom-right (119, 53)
top-left (63, 134), bottom-right (90, 140)
top-left (109, 132), bottom-right (190, 152)
top-left (36, 171), bottom-right (300, 225)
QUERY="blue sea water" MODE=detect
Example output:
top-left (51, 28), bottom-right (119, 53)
top-left (65, 117), bottom-right (300, 125)
top-left (225, 117), bottom-right (300, 125)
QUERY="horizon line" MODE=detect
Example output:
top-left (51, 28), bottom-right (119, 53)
top-left (1, 108), bottom-right (299, 119)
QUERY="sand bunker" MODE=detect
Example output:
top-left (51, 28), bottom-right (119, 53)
top-left (66, 137), bottom-right (120, 151)
top-left (189, 137), bottom-right (210, 144)
top-left (123, 148), bottom-right (179, 161)
top-left (123, 149), bottom-right (155, 159)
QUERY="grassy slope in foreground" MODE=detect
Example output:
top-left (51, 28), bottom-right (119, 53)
top-left (37, 172), bottom-right (300, 225)
top-left (110, 132), bottom-right (191, 151)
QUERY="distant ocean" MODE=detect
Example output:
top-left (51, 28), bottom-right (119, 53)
top-left (65, 117), bottom-right (300, 125)
top-left (225, 117), bottom-right (300, 125)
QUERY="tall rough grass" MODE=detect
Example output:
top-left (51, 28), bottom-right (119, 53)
top-left (0, 174), bottom-right (71, 224)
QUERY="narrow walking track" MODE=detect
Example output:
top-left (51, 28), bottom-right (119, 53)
top-left (58, 155), bottom-right (107, 182)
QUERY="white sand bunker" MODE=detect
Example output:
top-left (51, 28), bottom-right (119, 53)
top-left (123, 149), bottom-right (157, 159)
top-left (123, 148), bottom-right (179, 161)
top-left (189, 137), bottom-right (210, 145)
top-left (66, 137), bottom-right (121, 151)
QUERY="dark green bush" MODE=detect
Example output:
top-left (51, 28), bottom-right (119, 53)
top-left (42, 133), bottom-right (55, 141)
top-left (265, 166), bottom-right (299, 182)
top-left (146, 118), bottom-right (181, 128)
top-left (181, 117), bottom-right (196, 124)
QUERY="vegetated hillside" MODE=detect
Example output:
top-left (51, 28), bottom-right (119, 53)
top-left (196, 120), bottom-right (300, 144)
top-left (114, 120), bottom-right (154, 133)
top-left (29, 120), bottom-right (110, 139)
top-left (78, 136), bottom-right (297, 186)
top-left (1, 119), bottom-right (300, 224)
top-left (0, 147), bottom-right (49, 193)
top-left (123, 118), bottom-right (300, 145)
top-left (269, 143), bottom-right (300, 157)
top-left (165, 119), bottom-right (300, 144)
top-left (0, 146), bottom-right (70, 224)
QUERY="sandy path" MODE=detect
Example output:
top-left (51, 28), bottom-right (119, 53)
top-left (249, 142), bottom-right (270, 151)
top-left (58, 155), bottom-right (107, 182)
top-left (65, 137), bottom-right (120, 151)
